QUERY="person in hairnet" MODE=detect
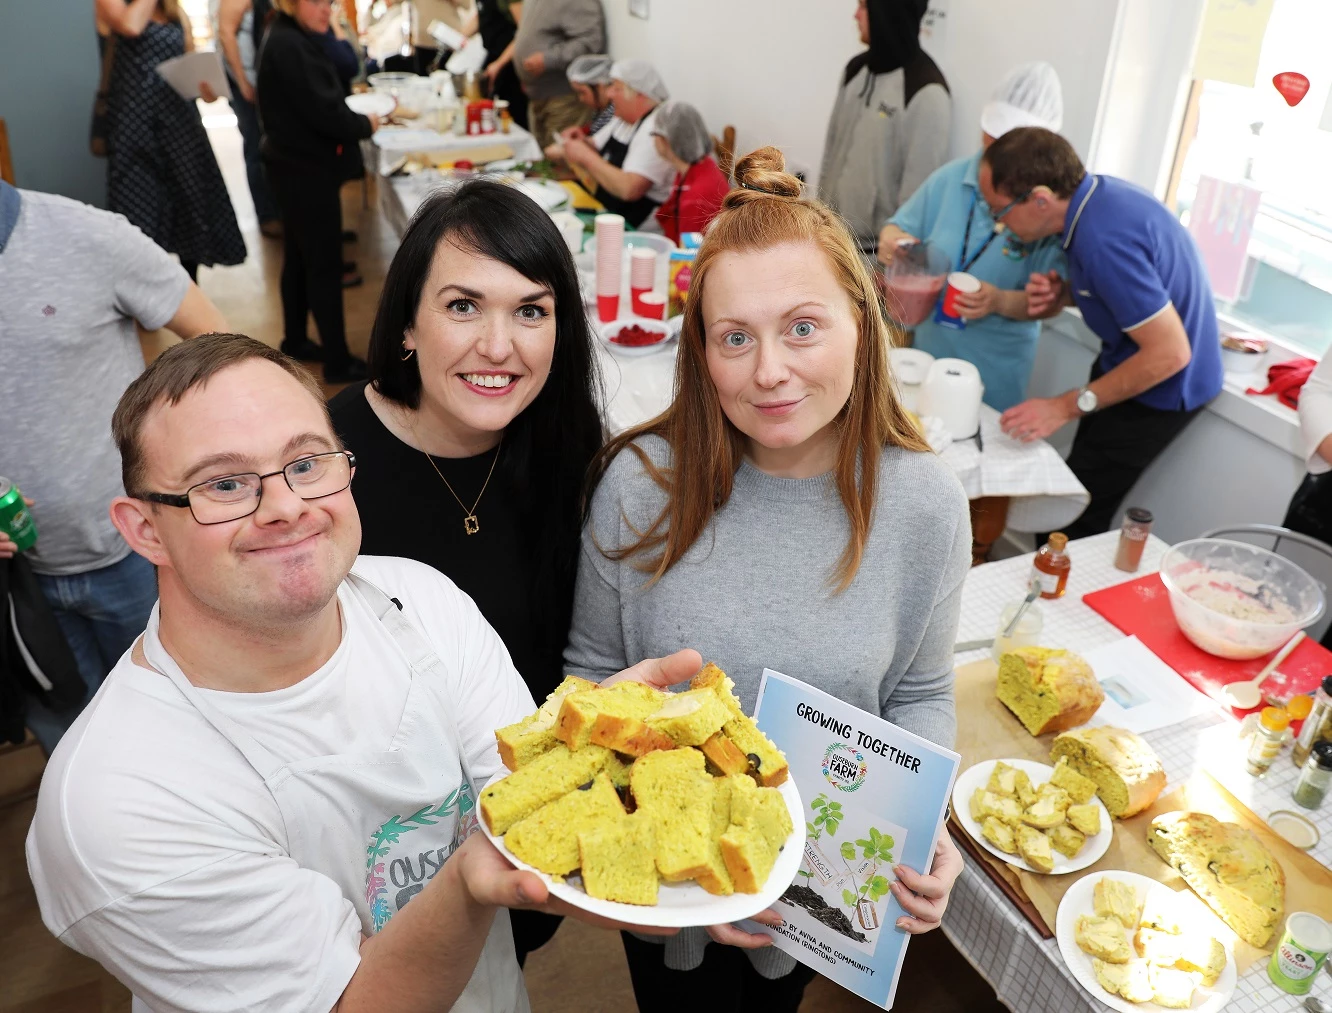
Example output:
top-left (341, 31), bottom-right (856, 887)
top-left (877, 61), bottom-right (1068, 411)
top-left (820, 0), bottom-right (950, 253)
top-left (567, 54), bottom-right (616, 135)
top-left (649, 101), bottom-right (730, 243)
top-left (560, 58), bottom-right (676, 228)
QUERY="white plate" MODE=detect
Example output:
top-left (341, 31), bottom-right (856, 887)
top-left (513, 178), bottom-right (570, 213)
top-left (951, 759), bottom-right (1112, 874)
top-left (346, 92), bottom-right (396, 118)
top-left (1055, 870), bottom-right (1237, 1013)
top-left (598, 318), bottom-right (675, 357)
top-left (479, 769), bottom-right (804, 928)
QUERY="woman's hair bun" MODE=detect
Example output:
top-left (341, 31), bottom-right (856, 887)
top-left (731, 146), bottom-right (803, 199)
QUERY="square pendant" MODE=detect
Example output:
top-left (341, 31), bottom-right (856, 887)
top-left (464, 515), bottom-right (480, 535)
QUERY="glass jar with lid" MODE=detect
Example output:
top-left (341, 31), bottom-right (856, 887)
top-left (1292, 741), bottom-right (1332, 810)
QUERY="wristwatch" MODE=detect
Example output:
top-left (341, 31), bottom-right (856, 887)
top-left (1075, 386), bottom-right (1099, 414)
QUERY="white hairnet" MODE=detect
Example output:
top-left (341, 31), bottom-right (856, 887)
top-left (650, 101), bottom-right (713, 165)
top-left (567, 54), bottom-right (613, 86)
top-left (610, 58), bottom-right (670, 104)
top-left (980, 61), bottom-right (1064, 138)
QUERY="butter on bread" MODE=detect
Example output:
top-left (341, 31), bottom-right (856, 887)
top-left (1134, 927), bottom-right (1226, 986)
top-left (504, 773), bottom-right (624, 875)
top-left (555, 681), bottom-right (667, 750)
top-left (1148, 965), bottom-right (1196, 1009)
top-left (495, 675), bottom-right (597, 770)
top-left (1050, 726), bottom-right (1165, 818)
top-left (1047, 823), bottom-right (1085, 858)
top-left (996, 646), bottom-right (1104, 736)
top-left (1147, 810), bottom-right (1284, 948)
top-left (1066, 803), bottom-right (1102, 837)
top-left (1093, 877), bottom-right (1142, 928)
top-left (691, 663), bottom-right (788, 786)
top-left (1016, 824), bottom-right (1055, 873)
top-left (579, 813), bottom-right (658, 905)
top-left (986, 760), bottom-right (1021, 796)
top-left (480, 743), bottom-right (611, 835)
top-left (646, 688), bottom-right (729, 746)
top-left (1075, 914), bottom-right (1132, 963)
top-left (981, 817), bottom-right (1016, 854)
top-left (1093, 958), bottom-right (1154, 1003)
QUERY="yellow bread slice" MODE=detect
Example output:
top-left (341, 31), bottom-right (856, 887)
top-left (1016, 824), bottom-right (1055, 873)
top-left (1049, 756), bottom-right (1099, 805)
top-left (1093, 877), bottom-right (1141, 929)
top-left (720, 774), bottom-right (793, 893)
top-left (982, 816), bottom-right (1016, 854)
top-left (495, 675), bottom-right (598, 770)
top-left (1047, 823), bottom-right (1085, 859)
top-left (1035, 783), bottom-right (1072, 811)
top-left (1134, 927), bottom-right (1226, 986)
top-left (691, 663), bottom-right (789, 787)
top-left (1148, 965), bottom-right (1196, 1009)
top-left (480, 743), bottom-right (610, 835)
top-left (579, 813), bottom-right (659, 905)
top-left (968, 787), bottom-right (988, 823)
top-left (603, 751), bottom-right (632, 790)
top-left (646, 688), bottom-right (729, 746)
top-left (555, 681), bottom-right (667, 750)
top-left (1092, 958), bottom-right (1131, 998)
top-left (1014, 769), bottom-right (1037, 807)
top-left (1139, 890), bottom-right (1188, 935)
top-left (1066, 803), bottom-right (1102, 837)
top-left (697, 775), bottom-right (743, 896)
top-left (587, 712), bottom-right (677, 757)
top-left (979, 792), bottom-right (1024, 824)
top-left (1075, 914), bottom-right (1131, 963)
top-left (630, 748), bottom-right (718, 883)
top-left (504, 773), bottom-right (624, 875)
top-left (1120, 960), bottom-right (1156, 1003)
top-left (700, 730), bottom-right (752, 777)
top-left (1021, 795), bottom-right (1067, 830)
top-left (1051, 726), bottom-right (1165, 818)
top-left (986, 760), bottom-right (1020, 796)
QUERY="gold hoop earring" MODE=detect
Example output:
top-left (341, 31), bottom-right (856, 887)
top-left (401, 343), bottom-right (415, 361)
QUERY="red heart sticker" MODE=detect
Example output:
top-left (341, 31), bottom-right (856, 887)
top-left (1273, 71), bottom-right (1311, 107)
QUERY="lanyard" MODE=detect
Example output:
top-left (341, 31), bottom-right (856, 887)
top-left (958, 189), bottom-right (1002, 273)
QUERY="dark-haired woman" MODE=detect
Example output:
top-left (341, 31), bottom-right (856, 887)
top-left (328, 179), bottom-right (603, 964)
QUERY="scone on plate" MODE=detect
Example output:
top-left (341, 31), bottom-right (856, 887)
top-left (987, 760), bottom-right (1021, 796)
top-left (982, 816), bottom-right (1016, 854)
top-left (969, 787), bottom-right (988, 822)
top-left (1093, 877), bottom-right (1142, 928)
top-left (1066, 803), bottom-right (1101, 837)
top-left (979, 792), bottom-right (1024, 824)
top-left (1076, 914), bottom-right (1132, 963)
top-left (1148, 965), bottom-right (1196, 1009)
top-left (1135, 927), bottom-right (1226, 987)
top-left (1021, 795), bottom-right (1067, 829)
top-left (1092, 958), bottom-right (1154, 1003)
top-left (1092, 957), bottom-right (1130, 997)
top-left (1048, 823), bottom-right (1085, 859)
top-left (1016, 824), bottom-right (1055, 872)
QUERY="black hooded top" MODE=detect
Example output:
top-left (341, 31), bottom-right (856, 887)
top-left (843, 0), bottom-right (948, 104)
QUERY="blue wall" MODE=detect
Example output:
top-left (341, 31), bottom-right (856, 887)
top-left (0, 1), bottom-right (107, 206)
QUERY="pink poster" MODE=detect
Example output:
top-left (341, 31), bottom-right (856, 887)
top-left (1189, 176), bottom-right (1263, 303)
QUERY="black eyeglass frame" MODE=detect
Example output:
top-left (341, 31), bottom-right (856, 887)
top-left (989, 188), bottom-right (1034, 222)
top-left (136, 451), bottom-right (356, 525)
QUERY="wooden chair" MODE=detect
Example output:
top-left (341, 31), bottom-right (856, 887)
top-left (0, 119), bottom-right (14, 185)
top-left (713, 125), bottom-right (736, 182)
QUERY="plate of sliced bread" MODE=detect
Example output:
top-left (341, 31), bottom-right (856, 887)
top-left (478, 664), bottom-right (803, 927)
top-left (1056, 871), bottom-right (1236, 1012)
top-left (952, 758), bottom-right (1113, 874)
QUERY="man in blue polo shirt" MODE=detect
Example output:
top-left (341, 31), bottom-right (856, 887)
top-left (977, 127), bottom-right (1223, 539)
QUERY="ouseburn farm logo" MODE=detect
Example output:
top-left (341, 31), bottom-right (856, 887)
top-left (822, 741), bottom-right (868, 792)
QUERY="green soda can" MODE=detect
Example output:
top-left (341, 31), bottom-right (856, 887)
top-left (0, 477), bottom-right (37, 553)
top-left (1268, 912), bottom-right (1332, 994)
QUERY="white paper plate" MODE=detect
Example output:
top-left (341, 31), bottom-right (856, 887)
top-left (513, 178), bottom-right (571, 213)
top-left (479, 769), bottom-right (804, 927)
top-left (346, 92), bottom-right (396, 118)
top-left (951, 759), bottom-right (1112, 874)
top-left (598, 318), bottom-right (675, 357)
top-left (1055, 870), bottom-right (1237, 1013)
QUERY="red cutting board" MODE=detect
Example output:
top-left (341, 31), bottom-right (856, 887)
top-left (1083, 573), bottom-right (1332, 717)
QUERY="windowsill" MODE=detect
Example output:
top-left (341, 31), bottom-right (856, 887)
top-left (1051, 307), bottom-right (1305, 459)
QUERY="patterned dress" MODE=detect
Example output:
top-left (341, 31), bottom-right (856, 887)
top-left (106, 19), bottom-right (246, 267)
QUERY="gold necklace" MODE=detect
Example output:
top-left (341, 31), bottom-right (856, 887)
top-left (416, 432), bottom-right (502, 535)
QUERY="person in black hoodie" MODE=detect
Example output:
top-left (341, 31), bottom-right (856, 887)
top-left (819, 0), bottom-right (950, 253)
top-left (258, 0), bottom-right (380, 383)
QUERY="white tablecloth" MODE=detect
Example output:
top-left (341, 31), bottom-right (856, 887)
top-left (943, 531), bottom-right (1331, 1013)
top-left (367, 123), bottom-right (543, 175)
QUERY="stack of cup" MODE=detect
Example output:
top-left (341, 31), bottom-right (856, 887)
top-left (594, 214), bottom-right (625, 322)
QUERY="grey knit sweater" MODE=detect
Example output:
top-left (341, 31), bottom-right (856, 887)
top-left (564, 435), bottom-right (972, 978)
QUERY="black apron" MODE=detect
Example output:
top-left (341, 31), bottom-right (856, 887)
top-left (1283, 471), bottom-right (1332, 648)
top-left (595, 119), bottom-right (660, 228)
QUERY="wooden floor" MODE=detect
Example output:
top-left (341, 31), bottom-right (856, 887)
top-left (1, 116), bottom-right (1010, 1013)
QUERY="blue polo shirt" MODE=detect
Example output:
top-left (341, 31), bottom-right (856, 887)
top-left (1062, 173), bottom-right (1223, 412)
top-left (889, 153), bottom-right (1067, 411)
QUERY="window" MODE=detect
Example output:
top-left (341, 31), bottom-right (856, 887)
top-left (1172, 0), bottom-right (1332, 356)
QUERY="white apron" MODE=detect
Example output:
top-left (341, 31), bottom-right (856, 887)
top-left (131, 572), bottom-right (529, 1013)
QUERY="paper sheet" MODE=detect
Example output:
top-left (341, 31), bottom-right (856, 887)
top-left (1084, 636), bottom-right (1223, 734)
top-left (155, 51), bottom-right (231, 102)
top-left (1191, 0), bottom-right (1276, 88)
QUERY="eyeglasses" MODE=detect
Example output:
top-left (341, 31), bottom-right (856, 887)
top-left (137, 451), bottom-right (355, 525)
top-left (989, 189), bottom-right (1034, 222)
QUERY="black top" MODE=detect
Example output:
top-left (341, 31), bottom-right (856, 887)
top-left (329, 384), bottom-right (562, 701)
top-left (256, 12), bottom-right (372, 176)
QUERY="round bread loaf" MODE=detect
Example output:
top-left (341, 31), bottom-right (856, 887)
top-left (996, 647), bottom-right (1105, 736)
top-left (1050, 726), bottom-right (1166, 818)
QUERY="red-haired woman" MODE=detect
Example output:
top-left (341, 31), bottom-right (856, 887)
top-left (565, 147), bottom-right (970, 1009)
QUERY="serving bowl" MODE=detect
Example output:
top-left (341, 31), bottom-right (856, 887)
top-left (1159, 538), bottom-right (1325, 659)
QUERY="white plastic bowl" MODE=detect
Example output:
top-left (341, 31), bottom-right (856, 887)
top-left (1159, 538), bottom-right (1325, 659)
top-left (598, 318), bottom-right (673, 356)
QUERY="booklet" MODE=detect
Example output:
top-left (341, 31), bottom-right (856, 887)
top-left (155, 51), bottom-right (231, 103)
top-left (741, 669), bottom-right (960, 1010)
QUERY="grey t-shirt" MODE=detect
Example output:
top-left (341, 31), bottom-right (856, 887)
top-left (0, 189), bottom-right (189, 575)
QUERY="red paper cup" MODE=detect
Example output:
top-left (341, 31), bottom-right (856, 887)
top-left (597, 293), bottom-right (620, 323)
top-left (636, 292), bottom-right (666, 320)
top-left (939, 271), bottom-right (980, 323)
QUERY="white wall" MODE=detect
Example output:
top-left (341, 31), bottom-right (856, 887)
top-left (602, 0), bottom-right (1124, 187)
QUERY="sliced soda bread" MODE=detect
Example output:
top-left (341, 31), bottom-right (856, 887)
top-left (495, 675), bottom-right (598, 770)
top-left (579, 812), bottom-right (659, 905)
top-left (504, 773), bottom-right (625, 875)
top-left (1050, 726), bottom-right (1165, 818)
top-left (480, 743), bottom-right (611, 835)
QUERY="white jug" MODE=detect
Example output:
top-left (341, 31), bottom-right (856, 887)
top-left (917, 358), bottom-right (984, 440)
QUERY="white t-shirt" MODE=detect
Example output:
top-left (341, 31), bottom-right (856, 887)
top-left (26, 555), bottom-right (536, 1013)
top-left (1300, 352), bottom-right (1332, 476)
top-left (592, 107), bottom-right (676, 205)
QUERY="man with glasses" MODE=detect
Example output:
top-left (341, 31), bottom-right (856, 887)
top-left (26, 334), bottom-right (775, 1012)
top-left (979, 127), bottom-right (1223, 540)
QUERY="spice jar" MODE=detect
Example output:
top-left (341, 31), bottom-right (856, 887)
top-left (1246, 706), bottom-right (1290, 775)
top-left (1292, 741), bottom-right (1332, 810)
top-left (1293, 675), bottom-right (1332, 767)
top-left (1113, 507), bottom-right (1153, 572)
